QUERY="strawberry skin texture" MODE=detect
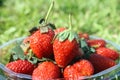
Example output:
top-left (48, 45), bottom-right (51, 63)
top-left (32, 61), bottom-right (61, 80)
top-left (54, 27), bottom-right (66, 35)
top-left (6, 60), bottom-right (35, 75)
top-left (53, 39), bottom-right (81, 68)
top-left (63, 59), bottom-right (94, 79)
top-left (96, 47), bottom-right (119, 60)
top-left (29, 28), bottom-right (54, 58)
top-left (88, 54), bottom-right (116, 73)
top-left (87, 39), bottom-right (106, 48)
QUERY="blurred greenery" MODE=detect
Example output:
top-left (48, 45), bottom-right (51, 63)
top-left (0, 0), bottom-right (120, 45)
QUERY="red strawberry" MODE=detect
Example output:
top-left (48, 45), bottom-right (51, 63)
top-left (53, 28), bottom-right (82, 68)
top-left (87, 39), bottom-right (106, 48)
top-left (96, 47), bottom-right (119, 60)
top-left (53, 39), bottom-right (81, 68)
top-left (29, 28), bottom-right (54, 58)
top-left (88, 54), bottom-right (116, 73)
top-left (6, 60), bottom-right (35, 75)
top-left (32, 61), bottom-right (61, 80)
top-left (24, 1), bottom-right (55, 59)
top-left (78, 33), bottom-right (89, 40)
top-left (54, 27), bottom-right (66, 35)
top-left (63, 59), bottom-right (94, 79)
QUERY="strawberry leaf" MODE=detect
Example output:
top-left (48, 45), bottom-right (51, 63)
top-left (80, 39), bottom-right (89, 50)
top-left (68, 31), bottom-right (74, 42)
top-left (11, 41), bottom-right (26, 60)
top-left (80, 39), bottom-right (95, 59)
top-left (38, 57), bottom-right (54, 62)
top-left (39, 18), bottom-right (45, 24)
top-left (47, 23), bottom-right (56, 29)
top-left (12, 45), bottom-right (25, 60)
top-left (57, 30), bottom-right (79, 42)
top-left (29, 27), bottom-right (38, 34)
top-left (28, 56), bottom-right (38, 64)
top-left (57, 31), bottom-right (67, 42)
top-left (59, 31), bottom-right (69, 42)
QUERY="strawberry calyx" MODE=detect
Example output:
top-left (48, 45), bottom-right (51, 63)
top-left (56, 29), bottom-right (79, 42)
top-left (26, 51), bottom-right (54, 64)
top-left (29, 27), bottom-right (38, 34)
top-left (38, 1), bottom-right (55, 33)
top-left (28, 1), bottom-right (55, 34)
top-left (55, 14), bottom-right (79, 42)
top-left (10, 40), bottom-right (54, 64)
top-left (80, 39), bottom-right (95, 59)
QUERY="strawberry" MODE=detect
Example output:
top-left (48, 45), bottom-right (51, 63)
top-left (78, 32), bottom-right (89, 40)
top-left (54, 27), bottom-right (66, 35)
top-left (6, 60), bottom-right (35, 75)
top-left (26, 1), bottom-right (55, 59)
top-left (29, 28), bottom-right (54, 58)
top-left (53, 15), bottom-right (82, 68)
top-left (32, 61), bottom-right (61, 80)
top-left (53, 29), bottom-right (82, 68)
top-left (87, 39), bottom-right (106, 48)
top-left (96, 47), bottom-right (119, 60)
top-left (88, 54), bottom-right (116, 73)
top-left (63, 59), bottom-right (94, 79)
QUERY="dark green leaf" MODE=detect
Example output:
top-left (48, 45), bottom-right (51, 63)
top-left (39, 18), bottom-right (45, 24)
top-left (28, 57), bottom-right (38, 64)
top-left (80, 39), bottom-right (89, 50)
top-left (48, 23), bottom-right (56, 29)
top-left (80, 39), bottom-right (95, 59)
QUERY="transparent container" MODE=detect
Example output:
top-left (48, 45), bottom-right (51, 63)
top-left (0, 36), bottom-right (120, 80)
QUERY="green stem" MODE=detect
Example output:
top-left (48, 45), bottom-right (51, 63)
top-left (69, 14), bottom-right (72, 30)
top-left (45, 0), bottom-right (54, 23)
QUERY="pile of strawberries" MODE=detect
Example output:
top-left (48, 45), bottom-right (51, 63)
top-left (5, 2), bottom-right (119, 80)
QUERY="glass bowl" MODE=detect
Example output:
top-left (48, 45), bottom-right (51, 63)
top-left (0, 36), bottom-right (120, 80)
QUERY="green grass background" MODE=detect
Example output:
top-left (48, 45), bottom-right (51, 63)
top-left (0, 0), bottom-right (120, 45)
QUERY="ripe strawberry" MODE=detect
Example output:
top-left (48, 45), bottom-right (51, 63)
top-left (24, 1), bottom-right (55, 59)
top-left (63, 59), bottom-right (94, 79)
top-left (53, 28), bottom-right (82, 68)
top-left (53, 39), bottom-right (81, 68)
top-left (32, 61), bottom-right (61, 80)
top-left (88, 54), bottom-right (116, 73)
top-left (29, 28), bottom-right (55, 58)
top-left (87, 39), bottom-right (106, 48)
top-left (54, 27), bottom-right (66, 35)
top-left (78, 32), bottom-right (89, 40)
top-left (96, 47), bottom-right (119, 60)
top-left (6, 60), bottom-right (35, 75)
